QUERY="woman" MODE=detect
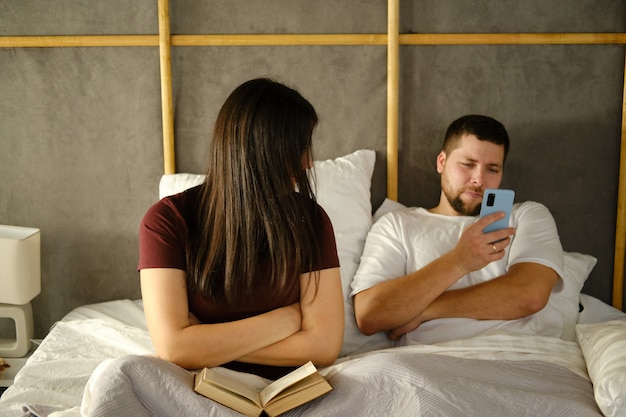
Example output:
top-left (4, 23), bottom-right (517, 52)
top-left (138, 78), bottom-right (344, 380)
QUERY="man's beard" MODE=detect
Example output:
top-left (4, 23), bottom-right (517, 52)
top-left (442, 181), bottom-right (482, 216)
top-left (447, 193), bottom-right (480, 216)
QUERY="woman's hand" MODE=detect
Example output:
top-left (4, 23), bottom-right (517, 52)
top-left (141, 268), bottom-right (304, 370)
top-left (237, 267), bottom-right (344, 367)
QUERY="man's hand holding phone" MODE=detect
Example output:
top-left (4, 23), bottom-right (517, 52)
top-left (451, 189), bottom-right (516, 274)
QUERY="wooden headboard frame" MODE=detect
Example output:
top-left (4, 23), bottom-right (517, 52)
top-left (1, 0), bottom-right (625, 309)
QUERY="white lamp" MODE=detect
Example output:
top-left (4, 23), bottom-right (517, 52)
top-left (0, 225), bottom-right (41, 358)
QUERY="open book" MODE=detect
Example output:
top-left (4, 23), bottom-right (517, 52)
top-left (193, 361), bottom-right (332, 417)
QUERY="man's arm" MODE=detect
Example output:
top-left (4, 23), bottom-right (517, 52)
top-left (386, 262), bottom-right (558, 340)
top-left (353, 212), bottom-right (514, 336)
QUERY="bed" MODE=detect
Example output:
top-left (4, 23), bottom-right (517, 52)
top-left (1, 149), bottom-right (626, 417)
top-left (2, 1), bottom-right (626, 416)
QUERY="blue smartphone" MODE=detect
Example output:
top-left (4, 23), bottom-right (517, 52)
top-left (480, 189), bottom-right (515, 233)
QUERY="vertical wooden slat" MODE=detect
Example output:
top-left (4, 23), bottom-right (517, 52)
top-left (613, 51), bottom-right (626, 310)
top-left (387, 0), bottom-right (399, 201)
top-left (158, 0), bottom-right (176, 175)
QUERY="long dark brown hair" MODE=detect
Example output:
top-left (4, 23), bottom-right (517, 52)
top-left (187, 78), bottom-right (322, 304)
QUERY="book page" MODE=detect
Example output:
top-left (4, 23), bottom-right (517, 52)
top-left (263, 374), bottom-right (332, 416)
top-left (259, 361), bottom-right (318, 405)
top-left (203, 367), bottom-right (269, 407)
top-left (265, 373), bottom-right (328, 404)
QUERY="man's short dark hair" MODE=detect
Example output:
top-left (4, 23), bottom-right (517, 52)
top-left (442, 115), bottom-right (510, 161)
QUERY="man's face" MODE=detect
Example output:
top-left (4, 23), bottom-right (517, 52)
top-left (437, 134), bottom-right (505, 216)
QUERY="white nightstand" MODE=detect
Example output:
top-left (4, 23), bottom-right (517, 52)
top-left (1, 356), bottom-right (30, 387)
top-left (0, 340), bottom-right (41, 394)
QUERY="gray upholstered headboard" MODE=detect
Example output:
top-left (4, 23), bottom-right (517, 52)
top-left (155, 1), bottom-right (626, 311)
top-left (1, 0), bottom-right (624, 340)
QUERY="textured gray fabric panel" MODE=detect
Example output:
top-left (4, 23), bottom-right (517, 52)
top-left (0, 0), bottom-right (157, 36)
top-left (0, 1), bottom-right (624, 340)
top-left (0, 46), bottom-right (162, 336)
top-left (403, 0), bottom-right (625, 33)
top-left (170, 45), bottom-right (387, 202)
top-left (170, 0), bottom-right (387, 34)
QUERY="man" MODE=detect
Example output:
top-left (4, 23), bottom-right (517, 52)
top-left (351, 115), bottom-right (565, 345)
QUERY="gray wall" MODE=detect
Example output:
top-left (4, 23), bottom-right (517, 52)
top-left (1, 1), bottom-right (624, 340)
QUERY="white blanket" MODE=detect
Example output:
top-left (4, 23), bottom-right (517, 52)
top-left (83, 332), bottom-right (600, 416)
top-left (79, 349), bottom-right (601, 417)
top-left (0, 299), bottom-right (609, 417)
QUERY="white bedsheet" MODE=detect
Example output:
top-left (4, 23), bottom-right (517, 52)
top-left (77, 351), bottom-right (601, 417)
top-left (0, 297), bottom-right (622, 417)
top-left (0, 300), bottom-right (152, 417)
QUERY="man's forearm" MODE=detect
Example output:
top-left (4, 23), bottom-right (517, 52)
top-left (421, 263), bottom-right (558, 322)
top-left (354, 251), bottom-right (469, 335)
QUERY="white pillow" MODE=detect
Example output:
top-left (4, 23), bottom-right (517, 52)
top-left (576, 319), bottom-right (626, 417)
top-left (373, 198), bottom-right (410, 222)
top-left (313, 149), bottom-right (392, 356)
top-left (579, 293), bottom-right (626, 324)
top-left (158, 150), bottom-right (387, 357)
top-left (552, 252), bottom-right (597, 341)
top-left (159, 173), bottom-right (205, 199)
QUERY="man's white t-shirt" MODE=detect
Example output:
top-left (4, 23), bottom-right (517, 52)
top-left (351, 201), bottom-right (567, 344)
